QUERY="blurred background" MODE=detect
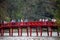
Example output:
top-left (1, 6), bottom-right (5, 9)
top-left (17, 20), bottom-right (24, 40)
top-left (0, 0), bottom-right (60, 23)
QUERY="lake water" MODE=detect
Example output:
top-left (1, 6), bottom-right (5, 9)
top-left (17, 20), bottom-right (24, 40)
top-left (0, 32), bottom-right (60, 40)
top-left (0, 36), bottom-right (60, 40)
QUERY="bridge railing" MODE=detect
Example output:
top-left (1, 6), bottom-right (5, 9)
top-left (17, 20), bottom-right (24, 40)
top-left (0, 21), bottom-right (55, 28)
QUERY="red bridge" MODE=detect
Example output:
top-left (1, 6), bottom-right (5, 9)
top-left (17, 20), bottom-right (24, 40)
top-left (0, 21), bottom-right (60, 37)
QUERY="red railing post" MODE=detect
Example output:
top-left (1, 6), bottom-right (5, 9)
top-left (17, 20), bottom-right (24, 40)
top-left (40, 27), bottom-right (42, 36)
top-left (36, 27), bottom-right (38, 36)
top-left (57, 31), bottom-right (59, 37)
top-left (1, 29), bottom-right (4, 36)
top-left (48, 31), bottom-right (49, 37)
top-left (27, 27), bottom-right (29, 36)
top-left (57, 28), bottom-right (59, 37)
top-left (47, 28), bottom-right (49, 36)
top-left (50, 27), bottom-right (52, 37)
top-left (9, 28), bottom-right (13, 36)
top-left (18, 28), bottom-right (22, 36)
top-left (30, 27), bottom-right (32, 36)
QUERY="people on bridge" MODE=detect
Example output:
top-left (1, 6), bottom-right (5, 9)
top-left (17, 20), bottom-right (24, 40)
top-left (51, 19), bottom-right (56, 22)
top-left (4, 21), bottom-right (7, 24)
top-left (24, 19), bottom-right (28, 22)
top-left (45, 19), bottom-right (48, 22)
top-left (39, 19), bottom-right (42, 21)
top-left (11, 19), bottom-right (16, 23)
top-left (39, 19), bottom-right (48, 22)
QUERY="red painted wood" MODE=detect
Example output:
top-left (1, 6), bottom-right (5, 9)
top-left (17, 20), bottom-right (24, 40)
top-left (30, 27), bottom-right (32, 36)
top-left (50, 27), bottom-right (52, 37)
top-left (47, 28), bottom-right (49, 36)
top-left (48, 31), bottom-right (49, 36)
top-left (57, 28), bottom-right (59, 37)
top-left (9, 28), bottom-right (13, 36)
top-left (27, 27), bottom-right (29, 36)
top-left (40, 27), bottom-right (42, 36)
top-left (0, 21), bottom-right (58, 37)
top-left (0, 21), bottom-right (55, 28)
top-left (36, 28), bottom-right (38, 36)
top-left (18, 28), bottom-right (22, 36)
top-left (1, 29), bottom-right (4, 36)
top-left (57, 32), bottom-right (59, 37)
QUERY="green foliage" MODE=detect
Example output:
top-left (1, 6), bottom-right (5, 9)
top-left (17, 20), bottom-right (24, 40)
top-left (53, 0), bottom-right (60, 24)
top-left (0, 0), bottom-right (60, 22)
top-left (5, 17), bottom-right (10, 22)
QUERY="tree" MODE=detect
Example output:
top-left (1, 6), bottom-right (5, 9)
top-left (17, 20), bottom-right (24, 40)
top-left (0, 0), bottom-right (60, 22)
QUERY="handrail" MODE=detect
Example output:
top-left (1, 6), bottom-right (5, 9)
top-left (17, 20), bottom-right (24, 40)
top-left (0, 21), bottom-right (56, 28)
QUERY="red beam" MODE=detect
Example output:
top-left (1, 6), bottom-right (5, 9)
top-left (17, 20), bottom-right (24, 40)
top-left (0, 22), bottom-right (55, 28)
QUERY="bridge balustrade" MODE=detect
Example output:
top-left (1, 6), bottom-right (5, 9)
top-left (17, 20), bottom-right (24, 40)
top-left (0, 21), bottom-right (55, 28)
top-left (0, 21), bottom-right (59, 37)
